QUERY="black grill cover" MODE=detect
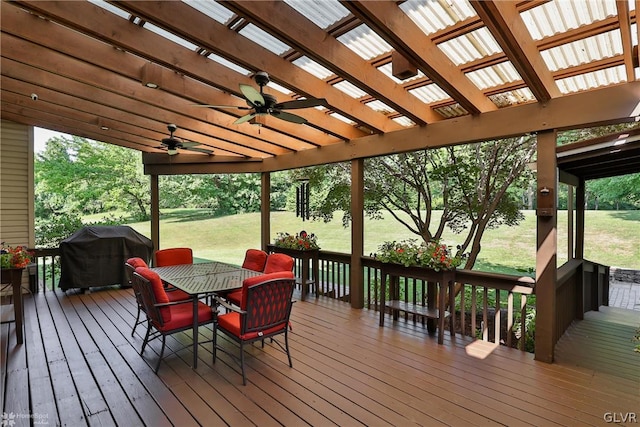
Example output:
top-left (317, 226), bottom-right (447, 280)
top-left (59, 225), bottom-right (153, 291)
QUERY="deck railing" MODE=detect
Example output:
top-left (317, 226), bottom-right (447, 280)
top-left (31, 247), bottom-right (61, 292)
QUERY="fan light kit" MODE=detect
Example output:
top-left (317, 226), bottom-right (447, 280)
top-left (195, 71), bottom-right (327, 125)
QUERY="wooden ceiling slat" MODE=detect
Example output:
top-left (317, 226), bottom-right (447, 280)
top-left (616, 0), bottom-right (635, 82)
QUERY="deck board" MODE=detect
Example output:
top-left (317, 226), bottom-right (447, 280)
top-left (2, 287), bottom-right (639, 427)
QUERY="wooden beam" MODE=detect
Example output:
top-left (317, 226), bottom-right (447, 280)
top-left (223, 0), bottom-right (443, 125)
top-left (471, 0), bottom-right (561, 102)
top-left (534, 129), bottom-right (558, 363)
top-left (616, 0), bottom-right (635, 81)
top-left (344, 1), bottom-right (497, 115)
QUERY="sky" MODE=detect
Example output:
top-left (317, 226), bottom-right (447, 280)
top-left (34, 127), bottom-right (71, 153)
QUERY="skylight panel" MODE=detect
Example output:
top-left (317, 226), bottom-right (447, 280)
top-left (207, 53), bottom-right (251, 75)
top-left (466, 63), bottom-right (522, 90)
top-left (433, 103), bottom-right (467, 118)
top-left (438, 28), bottom-right (502, 66)
top-left (239, 24), bottom-right (291, 55)
top-left (556, 65), bottom-right (626, 94)
top-left (284, 0), bottom-right (350, 30)
top-left (183, 0), bottom-right (235, 25)
top-left (377, 63), bottom-right (424, 84)
top-left (144, 23), bottom-right (199, 51)
top-left (400, 0), bottom-right (476, 35)
top-left (409, 84), bottom-right (449, 103)
top-left (266, 81), bottom-right (292, 96)
top-left (329, 112), bottom-right (357, 125)
top-left (365, 100), bottom-right (396, 115)
top-left (393, 116), bottom-right (415, 127)
top-left (333, 81), bottom-right (368, 99)
top-left (488, 89), bottom-right (535, 107)
top-left (292, 57), bottom-right (334, 80)
top-left (521, 0), bottom-right (618, 40)
top-left (337, 25), bottom-right (392, 60)
top-left (88, 0), bottom-right (130, 19)
top-left (541, 31), bottom-right (622, 71)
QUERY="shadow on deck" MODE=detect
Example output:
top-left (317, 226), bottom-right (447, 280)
top-left (2, 287), bottom-right (639, 426)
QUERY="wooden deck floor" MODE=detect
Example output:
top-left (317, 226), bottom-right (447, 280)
top-left (2, 286), bottom-right (639, 427)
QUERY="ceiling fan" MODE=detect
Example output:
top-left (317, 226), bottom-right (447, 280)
top-left (197, 71), bottom-right (327, 125)
top-left (157, 124), bottom-right (213, 155)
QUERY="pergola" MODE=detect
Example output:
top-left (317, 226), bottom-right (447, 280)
top-left (2, 0), bottom-right (639, 362)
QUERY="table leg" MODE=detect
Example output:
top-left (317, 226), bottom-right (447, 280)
top-left (192, 296), bottom-right (198, 369)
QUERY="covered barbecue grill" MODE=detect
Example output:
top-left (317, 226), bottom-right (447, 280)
top-left (59, 225), bottom-right (153, 291)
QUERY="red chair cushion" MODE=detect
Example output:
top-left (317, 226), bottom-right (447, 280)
top-left (158, 301), bottom-right (213, 332)
top-left (166, 289), bottom-right (191, 302)
top-left (226, 289), bottom-right (243, 306)
top-left (241, 249), bottom-right (268, 272)
top-left (263, 254), bottom-right (295, 274)
top-left (126, 257), bottom-right (148, 268)
top-left (135, 266), bottom-right (171, 322)
top-left (240, 271), bottom-right (294, 309)
top-left (217, 311), bottom-right (286, 341)
top-left (155, 248), bottom-right (193, 267)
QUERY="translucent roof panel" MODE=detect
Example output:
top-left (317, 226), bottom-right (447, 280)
top-left (239, 24), bottom-right (291, 55)
top-left (292, 57), bottom-right (334, 80)
top-left (284, 0), bottom-right (350, 30)
top-left (521, 0), bottom-right (618, 40)
top-left (438, 28), bottom-right (503, 66)
top-left (433, 103), bottom-right (468, 118)
top-left (488, 89), bottom-right (536, 108)
top-left (557, 65), bottom-right (626, 94)
top-left (333, 80), bottom-right (368, 99)
top-left (144, 22), bottom-right (199, 51)
top-left (541, 31), bottom-right (623, 71)
top-left (376, 63), bottom-right (425, 84)
top-left (399, 0), bottom-right (477, 35)
top-left (183, 0), bottom-right (235, 25)
top-left (206, 53), bottom-right (251, 75)
top-left (365, 100), bottom-right (396, 115)
top-left (393, 116), bottom-right (415, 127)
top-left (408, 84), bottom-right (449, 104)
top-left (466, 63), bottom-right (522, 90)
top-left (89, 0), bottom-right (130, 20)
top-left (337, 24), bottom-right (393, 60)
top-left (329, 112), bottom-right (357, 125)
top-left (266, 81), bottom-right (292, 96)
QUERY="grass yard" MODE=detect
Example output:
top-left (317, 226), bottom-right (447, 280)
top-left (125, 209), bottom-right (640, 274)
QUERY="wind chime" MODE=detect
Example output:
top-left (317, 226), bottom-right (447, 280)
top-left (296, 178), bottom-right (310, 221)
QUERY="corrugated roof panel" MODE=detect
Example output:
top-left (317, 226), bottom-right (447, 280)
top-left (329, 112), bottom-right (357, 125)
top-left (206, 53), bottom-right (251, 75)
top-left (376, 63), bottom-right (425, 84)
top-left (399, 0), bottom-right (477, 35)
top-left (466, 63), bottom-right (522, 90)
top-left (337, 24), bottom-right (393, 60)
top-left (89, 0), bottom-right (130, 19)
top-left (433, 103), bottom-right (468, 118)
top-left (541, 30), bottom-right (622, 71)
top-left (284, 0), bottom-right (350, 30)
top-left (365, 100), bottom-right (396, 114)
top-left (488, 88), bottom-right (536, 107)
top-left (239, 24), bottom-right (291, 55)
top-left (408, 84), bottom-right (449, 103)
top-left (521, 0), bottom-right (618, 40)
top-left (556, 65), bottom-right (626, 93)
top-left (393, 116), bottom-right (415, 127)
top-left (183, 0), bottom-right (235, 25)
top-left (144, 22), bottom-right (199, 51)
top-left (438, 28), bottom-right (502, 66)
top-left (266, 81), bottom-right (292, 96)
top-left (292, 57), bottom-right (334, 80)
top-left (333, 80), bottom-right (368, 99)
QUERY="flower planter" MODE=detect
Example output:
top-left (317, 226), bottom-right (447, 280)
top-left (378, 262), bottom-right (456, 345)
top-left (1, 267), bottom-right (25, 344)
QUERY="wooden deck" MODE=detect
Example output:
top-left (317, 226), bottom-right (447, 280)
top-left (2, 286), bottom-right (639, 427)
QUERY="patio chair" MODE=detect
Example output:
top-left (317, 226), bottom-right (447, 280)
top-left (154, 247), bottom-right (193, 267)
top-left (126, 258), bottom-right (190, 337)
top-left (242, 249), bottom-right (268, 272)
top-left (132, 266), bottom-right (215, 373)
top-left (263, 253), bottom-right (295, 274)
top-left (214, 273), bottom-right (296, 385)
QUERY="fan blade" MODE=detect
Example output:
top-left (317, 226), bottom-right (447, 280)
top-left (233, 113), bottom-right (257, 125)
top-left (185, 147), bottom-right (214, 155)
top-left (180, 141), bottom-right (199, 148)
top-left (274, 98), bottom-right (327, 110)
top-left (271, 110), bottom-right (307, 124)
top-left (239, 84), bottom-right (265, 107)
top-left (192, 104), bottom-right (252, 110)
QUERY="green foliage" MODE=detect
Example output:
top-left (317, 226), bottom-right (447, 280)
top-left (35, 214), bottom-right (83, 248)
top-left (376, 239), bottom-right (461, 271)
top-left (273, 231), bottom-right (320, 250)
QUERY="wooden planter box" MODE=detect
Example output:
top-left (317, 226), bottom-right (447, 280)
top-left (379, 263), bottom-right (456, 344)
top-left (267, 245), bottom-right (319, 302)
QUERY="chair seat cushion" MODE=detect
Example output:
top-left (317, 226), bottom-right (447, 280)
top-left (158, 301), bottom-right (213, 332)
top-left (217, 312), bottom-right (286, 340)
top-left (226, 289), bottom-right (242, 306)
top-left (167, 289), bottom-right (191, 302)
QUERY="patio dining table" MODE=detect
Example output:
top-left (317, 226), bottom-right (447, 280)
top-left (152, 261), bottom-right (261, 368)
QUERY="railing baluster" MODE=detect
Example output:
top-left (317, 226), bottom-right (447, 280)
top-left (507, 291), bottom-right (514, 348)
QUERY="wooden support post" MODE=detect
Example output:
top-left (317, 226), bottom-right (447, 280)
top-left (351, 159), bottom-right (364, 309)
top-left (261, 172), bottom-right (271, 252)
top-left (534, 129), bottom-right (558, 363)
top-left (575, 178), bottom-right (585, 260)
top-left (150, 174), bottom-right (160, 256)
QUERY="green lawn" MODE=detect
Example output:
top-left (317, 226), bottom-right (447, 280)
top-left (125, 209), bottom-right (640, 273)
